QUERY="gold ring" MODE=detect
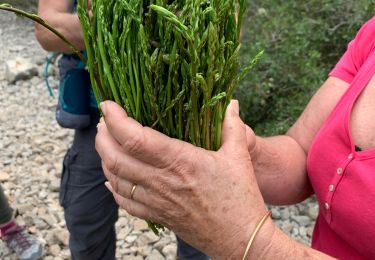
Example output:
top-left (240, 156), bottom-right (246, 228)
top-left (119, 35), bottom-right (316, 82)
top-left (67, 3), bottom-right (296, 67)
top-left (130, 184), bottom-right (137, 200)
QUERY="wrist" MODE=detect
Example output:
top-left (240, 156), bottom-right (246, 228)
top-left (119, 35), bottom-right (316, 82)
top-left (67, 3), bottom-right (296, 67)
top-left (245, 215), bottom-right (276, 259)
top-left (217, 210), bottom-right (276, 260)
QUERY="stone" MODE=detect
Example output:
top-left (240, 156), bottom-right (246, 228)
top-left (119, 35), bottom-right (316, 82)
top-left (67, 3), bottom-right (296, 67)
top-left (270, 208), bottom-right (281, 219)
top-left (34, 219), bottom-right (48, 229)
top-left (280, 221), bottom-right (294, 234)
top-left (291, 215), bottom-right (312, 227)
top-left (162, 244), bottom-right (177, 260)
top-left (133, 218), bottom-right (149, 231)
top-left (117, 226), bottom-right (132, 240)
top-left (40, 214), bottom-right (58, 227)
top-left (5, 57), bottom-right (38, 83)
top-left (153, 236), bottom-right (172, 250)
top-left (125, 235), bottom-right (138, 244)
top-left (136, 232), bottom-right (159, 246)
top-left (145, 249), bottom-right (164, 260)
top-left (307, 205), bottom-right (319, 219)
top-left (116, 217), bottom-right (128, 228)
top-left (49, 244), bottom-right (61, 257)
top-left (280, 208), bottom-right (290, 220)
top-left (49, 179), bottom-right (60, 192)
top-left (136, 245), bottom-right (152, 257)
top-left (0, 172), bottom-right (10, 181)
top-left (54, 229), bottom-right (69, 246)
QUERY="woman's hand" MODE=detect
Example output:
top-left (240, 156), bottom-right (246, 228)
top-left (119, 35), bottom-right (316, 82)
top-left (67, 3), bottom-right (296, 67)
top-left (96, 100), bottom-right (273, 259)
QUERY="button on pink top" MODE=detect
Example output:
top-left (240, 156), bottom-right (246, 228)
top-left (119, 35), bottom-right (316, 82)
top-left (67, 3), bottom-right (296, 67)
top-left (308, 16), bottom-right (375, 259)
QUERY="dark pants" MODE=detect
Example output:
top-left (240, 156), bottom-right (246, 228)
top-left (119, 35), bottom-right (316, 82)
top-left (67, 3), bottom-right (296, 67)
top-left (0, 184), bottom-right (13, 225)
top-left (177, 237), bottom-right (209, 260)
top-left (60, 110), bottom-right (118, 260)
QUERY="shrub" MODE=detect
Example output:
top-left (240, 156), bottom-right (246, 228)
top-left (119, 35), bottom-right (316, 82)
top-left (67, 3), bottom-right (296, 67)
top-left (236, 0), bottom-right (375, 135)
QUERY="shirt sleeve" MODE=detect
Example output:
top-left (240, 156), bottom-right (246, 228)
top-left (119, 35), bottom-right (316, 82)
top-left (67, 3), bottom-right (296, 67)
top-left (329, 16), bottom-right (375, 83)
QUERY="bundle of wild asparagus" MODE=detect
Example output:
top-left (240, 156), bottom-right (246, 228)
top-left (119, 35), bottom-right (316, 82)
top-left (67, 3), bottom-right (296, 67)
top-left (0, 0), bottom-right (259, 235)
top-left (77, 0), bottom-right (255, 151)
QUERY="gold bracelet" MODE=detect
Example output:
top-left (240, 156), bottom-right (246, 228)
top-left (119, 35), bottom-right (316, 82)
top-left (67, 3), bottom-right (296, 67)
top-left (242, 210), bottom-right (272, 260)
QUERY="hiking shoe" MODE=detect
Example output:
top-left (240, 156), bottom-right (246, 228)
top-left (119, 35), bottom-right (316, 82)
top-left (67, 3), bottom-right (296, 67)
top-left (0, 220), bottom-right (43, 260)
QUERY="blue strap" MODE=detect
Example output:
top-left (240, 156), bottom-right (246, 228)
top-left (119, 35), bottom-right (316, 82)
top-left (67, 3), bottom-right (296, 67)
top-left (44, 52), bottom-right (58, 97)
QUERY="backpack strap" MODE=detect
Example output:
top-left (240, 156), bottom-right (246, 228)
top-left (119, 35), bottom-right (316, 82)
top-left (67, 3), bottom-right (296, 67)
top-left (44, 52), bottom-right (59, 97)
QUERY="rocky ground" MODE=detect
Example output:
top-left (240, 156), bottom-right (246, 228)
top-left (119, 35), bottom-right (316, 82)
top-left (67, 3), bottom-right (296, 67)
top-left (0, 12), bottom-right (318, 259)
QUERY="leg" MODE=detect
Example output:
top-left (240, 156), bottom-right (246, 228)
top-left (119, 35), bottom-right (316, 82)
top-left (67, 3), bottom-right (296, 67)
top-left (0, 184), bottom-right (13, 225)
top-left (177, 236), bottom-right (210, 260)
top-left (0, 184), bottom-right (43, 259)
top-left (60, 111), bottom-right (118, 260)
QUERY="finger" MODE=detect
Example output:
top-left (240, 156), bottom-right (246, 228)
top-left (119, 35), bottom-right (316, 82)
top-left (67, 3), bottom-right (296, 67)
top-left (245, 125), bottom-right (257, 155)
top-left (220, 100), bottom-right (248, 156)
top-left (105, 182), bottom-right (153, 220)
top-left (102, 163), bottom-right (155, 206)
top-left (100, 101), bottom-right (189, 168)
top-left (96, 121), bottom-right (161, 185)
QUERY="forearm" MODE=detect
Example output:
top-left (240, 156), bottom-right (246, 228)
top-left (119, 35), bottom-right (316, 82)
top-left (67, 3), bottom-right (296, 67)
top-left (219, 217), bottom-right (334, 260)
top-left (257, 221), bottom-right (335, 260)
top-left (35, 12), bottom-right (84, 53)
top-left (251, 135), bottom-right (313, 205)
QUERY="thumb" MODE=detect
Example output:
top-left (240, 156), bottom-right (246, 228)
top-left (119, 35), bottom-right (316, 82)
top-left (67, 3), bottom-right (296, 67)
top-left (220, 100), bottom-right (248, 156)
top-left (100, 100), bottom-right (129, 122)
top-left (100, 100), bottom-right (144, 146)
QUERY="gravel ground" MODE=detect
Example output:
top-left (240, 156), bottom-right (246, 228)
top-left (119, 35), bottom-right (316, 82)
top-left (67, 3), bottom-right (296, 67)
top-left (0, 12), bottom-right (318, 259)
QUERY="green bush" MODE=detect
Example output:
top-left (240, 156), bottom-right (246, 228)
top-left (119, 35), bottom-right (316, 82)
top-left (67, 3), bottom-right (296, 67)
top-left (236, 0), bottom-right (375, 135)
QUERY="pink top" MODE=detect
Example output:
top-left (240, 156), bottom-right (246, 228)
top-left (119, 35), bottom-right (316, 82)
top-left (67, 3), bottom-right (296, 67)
top-left (307, 16), bottom-right (375, 259)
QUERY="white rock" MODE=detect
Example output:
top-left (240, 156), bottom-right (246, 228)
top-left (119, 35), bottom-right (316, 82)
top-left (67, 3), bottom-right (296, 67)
top-left (0, 172), bottom-right (10, 181)
top-left (162, 244), bottom-right (177, 260)
top-left (291, 215), bottom-right (312, 227)
top-left (145, 249), bottom-right (164, 260)
top-left (54, 229), bottom-right (69, 246)
top-left (49, 179), bottom-right (60, 192)
top-left (5, 57), bottom-right (38, 83)
top-left (133, 218), bottom-right (149, 231)
top-left (49, 244), bottom-right (61, 257)
top-left (125, 235), bottom-right (138, 244)
top-left (136, 232), bottom-right (159, 246)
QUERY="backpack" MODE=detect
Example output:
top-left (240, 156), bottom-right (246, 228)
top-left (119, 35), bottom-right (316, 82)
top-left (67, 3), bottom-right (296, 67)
top-left (45, 52), bottom-right (93, 129)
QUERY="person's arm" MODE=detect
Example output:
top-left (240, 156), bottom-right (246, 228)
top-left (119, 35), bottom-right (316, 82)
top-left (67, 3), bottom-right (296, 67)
top-left (248, 76), bottom-right (350, 205)
top-left (35, 0), bottom-right (87, 53)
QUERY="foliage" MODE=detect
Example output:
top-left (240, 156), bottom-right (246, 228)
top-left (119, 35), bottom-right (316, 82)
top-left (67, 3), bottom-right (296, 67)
top-left (236, 0), bottom-right (375, 135)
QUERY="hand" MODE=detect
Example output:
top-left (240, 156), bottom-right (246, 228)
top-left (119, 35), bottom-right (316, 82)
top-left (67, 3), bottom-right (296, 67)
top-left (96, 100), bottom-right (272, 259)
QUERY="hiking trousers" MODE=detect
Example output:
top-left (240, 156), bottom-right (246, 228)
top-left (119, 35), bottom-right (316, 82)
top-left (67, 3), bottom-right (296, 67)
top-left (59, 109), bottom-right (118, 260)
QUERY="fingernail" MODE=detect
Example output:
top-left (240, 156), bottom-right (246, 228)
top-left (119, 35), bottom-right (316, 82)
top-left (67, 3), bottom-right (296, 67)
top-left (100, 102), bottom-right (107, 116)
top-left (231, 100), bottom-right (239, 115)
top-left (105, 181), bottom-right (113, 192)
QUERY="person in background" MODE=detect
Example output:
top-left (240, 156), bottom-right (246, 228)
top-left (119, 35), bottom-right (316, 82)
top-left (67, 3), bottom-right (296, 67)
top-left (0, 184), bottom-right (43, 260)
top-left (35, 1), bottom-right (118, 259)
top-left (35, 1), bottom-right (208, 259)
top-left (96, 14), bottom-right (375, 260)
